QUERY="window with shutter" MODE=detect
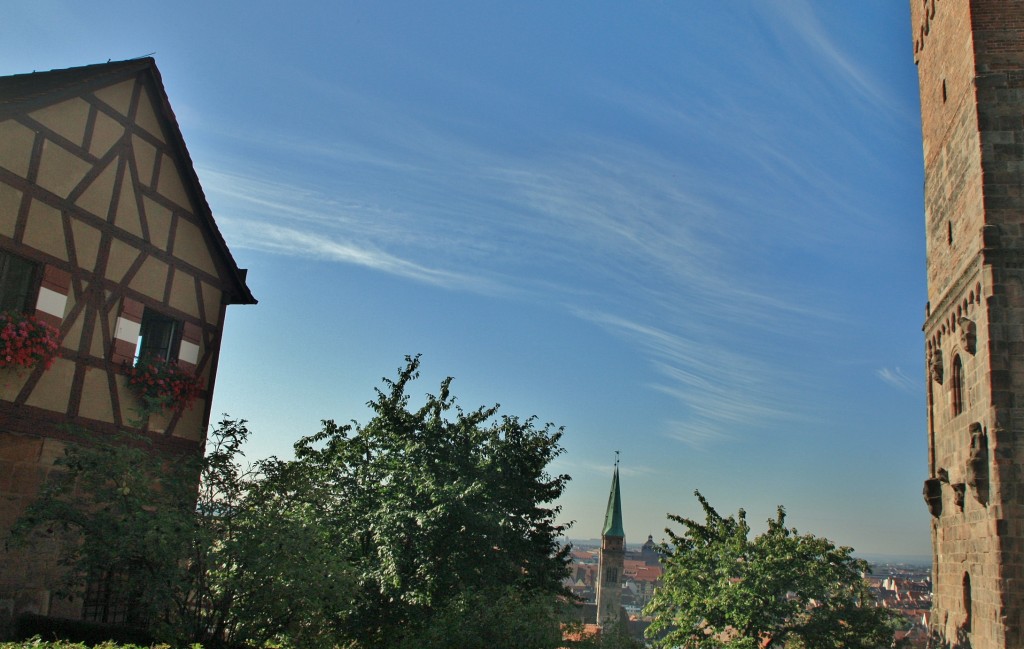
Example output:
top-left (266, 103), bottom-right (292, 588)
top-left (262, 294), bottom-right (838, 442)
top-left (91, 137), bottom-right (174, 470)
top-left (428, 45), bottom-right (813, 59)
top-left (136, 309), bottom-right (180, 362)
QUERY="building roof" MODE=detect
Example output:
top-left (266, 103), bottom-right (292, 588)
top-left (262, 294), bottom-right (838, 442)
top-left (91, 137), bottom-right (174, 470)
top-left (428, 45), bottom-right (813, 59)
top-left (0, 58), bottom-right (256, 305)
top-left (603, 465), bottom-right (624, 538)
top-left (0, 59), bottom-right (149, 111)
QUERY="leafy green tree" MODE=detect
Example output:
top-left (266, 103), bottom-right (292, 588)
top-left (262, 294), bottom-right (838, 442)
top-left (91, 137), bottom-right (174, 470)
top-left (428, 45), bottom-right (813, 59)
top-left (12, 420), bottom-right (354, 649)
top-left (392, 586), bottom-right (564, 649)
top-left (11, 427), bottom-right (200, 634)
top-left (645, 491), bottom-right (902, 649)
top-left (289, 354), bottom-right (572, 647)
top-left (182, 421), bottom-right (355, 649)
top-left (13, 357), bottom-right (573, 649)
top-left (568, 620), bottom-right (646, 649)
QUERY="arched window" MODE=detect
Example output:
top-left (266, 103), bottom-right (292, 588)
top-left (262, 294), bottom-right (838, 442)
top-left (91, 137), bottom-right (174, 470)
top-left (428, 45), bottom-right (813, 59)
top-left (952, 354), bottom-right (964, 416)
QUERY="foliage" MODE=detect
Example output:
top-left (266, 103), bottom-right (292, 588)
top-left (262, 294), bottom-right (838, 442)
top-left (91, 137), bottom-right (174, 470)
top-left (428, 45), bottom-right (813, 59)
top-left (0, 310), bottom-right (60, 370)
top-left (12, 420), bottom-right (354, 649)
top-left (392, 587), bottom-right (564, 649)
top-left (13, 613), bottom-right (154, 646)
top-left (183, 428), bottom-right (356, 649)
top-left (0, 640), bottom-right (162, 649)
top-left (288, 354), bottom-right (572, 647)
top-left (123, 355), bottom-right (202, 413)
top-left (12, 356), bottom-right (573, 649)
top-left (644, 491), bottom-right (903, 649)
top-left (563, 620), bottom-right (646, 649)
top-left (11, 428), bottom-right (201, 634)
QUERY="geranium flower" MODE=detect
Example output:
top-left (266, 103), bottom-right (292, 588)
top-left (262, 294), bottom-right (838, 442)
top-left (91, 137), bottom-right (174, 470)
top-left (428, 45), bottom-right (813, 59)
top-left (0, 311), bottom-right (60, 370)
top-left (124, 354), bottom-right (202, 413)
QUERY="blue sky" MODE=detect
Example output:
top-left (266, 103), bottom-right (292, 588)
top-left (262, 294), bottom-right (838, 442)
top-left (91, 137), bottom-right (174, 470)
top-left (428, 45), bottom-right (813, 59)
top-left (3, 2), bottom-right (930, 557)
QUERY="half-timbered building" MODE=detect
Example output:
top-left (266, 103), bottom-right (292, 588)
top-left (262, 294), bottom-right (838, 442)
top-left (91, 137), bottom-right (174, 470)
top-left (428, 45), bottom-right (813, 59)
top-left (0, 58), bottom-right (255, 629)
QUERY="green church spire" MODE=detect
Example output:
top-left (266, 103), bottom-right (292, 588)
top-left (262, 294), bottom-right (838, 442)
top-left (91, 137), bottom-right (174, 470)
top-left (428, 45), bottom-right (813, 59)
top-left (602, 454), bottom-right (624, 538)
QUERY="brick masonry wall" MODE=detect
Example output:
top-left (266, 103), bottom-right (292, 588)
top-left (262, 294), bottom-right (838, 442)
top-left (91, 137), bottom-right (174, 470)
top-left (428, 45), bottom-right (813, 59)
top-left (915, 1), bottom-right (1024, 647)
top-left (0, 431), bottom-right (80, 636)
top-left (915, 0), bottom-right (985, 305)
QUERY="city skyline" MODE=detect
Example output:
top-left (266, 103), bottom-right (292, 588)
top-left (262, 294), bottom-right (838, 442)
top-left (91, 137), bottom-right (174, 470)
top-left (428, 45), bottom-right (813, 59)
top-left (0, 2), bottom-right (928, 556)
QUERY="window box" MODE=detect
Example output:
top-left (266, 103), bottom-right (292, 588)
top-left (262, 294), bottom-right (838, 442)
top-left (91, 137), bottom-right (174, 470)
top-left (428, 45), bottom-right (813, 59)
top-left (123, 355), bottom-right (202, 414)
top-left (0, 310), bottom-right (60, 371)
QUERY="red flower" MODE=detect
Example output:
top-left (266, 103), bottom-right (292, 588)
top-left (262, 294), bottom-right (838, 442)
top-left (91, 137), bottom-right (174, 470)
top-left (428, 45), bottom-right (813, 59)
top-left (0, 311), bottom-right (60, 371)
top-left (124, 355), bottom-right (202, 412)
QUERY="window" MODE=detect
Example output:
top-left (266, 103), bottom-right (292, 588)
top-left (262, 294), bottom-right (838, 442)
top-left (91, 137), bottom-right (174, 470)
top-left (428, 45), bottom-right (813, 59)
top-left (135, 308), bottom-right (180, 362)
top-left (605, 567), bottom-right (618, 584)
top-left (952, 354), bottom-right (964, 416)
top-left (0, 250), bottom-right (36, 312)
top-left (82, 569), bottom-right (131, 624)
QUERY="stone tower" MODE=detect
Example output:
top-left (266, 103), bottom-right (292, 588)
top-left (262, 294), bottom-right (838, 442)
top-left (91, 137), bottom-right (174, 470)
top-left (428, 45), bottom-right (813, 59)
top-left (596, 460), bottom-right (624, 628)
top-left (912, 2), bottom-right (1024, 647)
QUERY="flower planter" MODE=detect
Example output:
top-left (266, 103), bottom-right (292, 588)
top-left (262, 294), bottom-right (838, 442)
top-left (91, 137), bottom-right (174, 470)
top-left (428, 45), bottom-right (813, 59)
top-left (0, 310), bottom-right (60, 371)
top-left (124, 355), bottom-right (202, 415)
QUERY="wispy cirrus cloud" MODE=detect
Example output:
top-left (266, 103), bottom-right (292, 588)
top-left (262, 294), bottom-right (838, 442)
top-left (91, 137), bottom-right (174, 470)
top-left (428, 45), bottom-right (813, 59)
top-left (205, 126), bottom-right (835, 333)
top-left (574, 309), bottom-right (807, 447)
top-left (761, 1), bottom-right (898, 115)
top-left (200, 102), bottom-right (841, 448)
top-left (557, 457), bottom-right (659, 479)
top-left (196, 2), bottom-right (891, 451)
top-left (877, 367), bottom-right (919, 393)
top-left (219, 218), bottom-right (503, 293)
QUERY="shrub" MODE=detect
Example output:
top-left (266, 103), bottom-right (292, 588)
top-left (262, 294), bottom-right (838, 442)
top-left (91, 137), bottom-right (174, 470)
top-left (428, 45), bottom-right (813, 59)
top-left (12, 612), bottom-right (154, 646)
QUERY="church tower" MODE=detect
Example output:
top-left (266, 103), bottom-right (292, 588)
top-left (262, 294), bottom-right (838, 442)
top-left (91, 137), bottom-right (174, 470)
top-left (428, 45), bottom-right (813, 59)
top-left (596, 459), bottom-right (624, 628)
top-left (912, 2), bottom-right (1024, 647)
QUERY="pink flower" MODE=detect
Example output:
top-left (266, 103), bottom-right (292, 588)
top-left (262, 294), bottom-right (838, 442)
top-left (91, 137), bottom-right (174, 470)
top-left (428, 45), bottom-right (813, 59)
top-left (0, 312), bottom-right (59, 371)
top-left (124, 355), bottom-right (202, 412)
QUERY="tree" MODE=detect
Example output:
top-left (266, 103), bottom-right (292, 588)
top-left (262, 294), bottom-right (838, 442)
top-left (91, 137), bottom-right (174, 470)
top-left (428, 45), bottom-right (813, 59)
top-left (288, 355), bottom-right (573, 647)
top-left (645, 491), bottom-right (902, 649)
top-left (392, 586), bottom-right (564, 649)
top-left (568, 620), bottom-right (646, 649)
top-left (183, 420), bottom-right (356, 649)
top-left (12, 420), bottom-right (355, 649)
top-left (11, 427), bottom-right (201, 634)
top-left (13, 356), bottom-right (573, 649)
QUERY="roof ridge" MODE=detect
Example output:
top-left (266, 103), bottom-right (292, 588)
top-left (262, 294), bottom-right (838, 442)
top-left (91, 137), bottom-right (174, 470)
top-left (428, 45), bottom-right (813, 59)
top-left (0, 58), bottom-right (154, 107)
